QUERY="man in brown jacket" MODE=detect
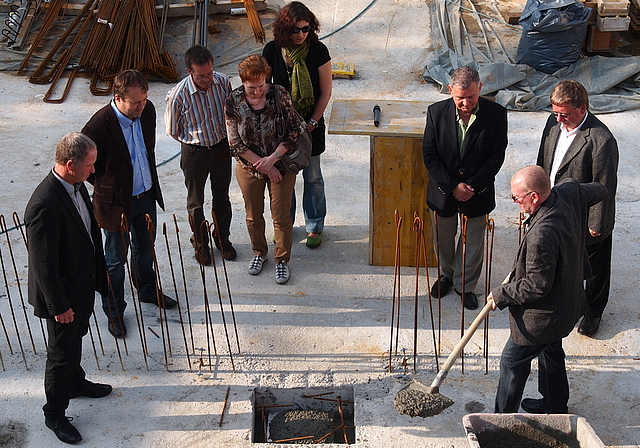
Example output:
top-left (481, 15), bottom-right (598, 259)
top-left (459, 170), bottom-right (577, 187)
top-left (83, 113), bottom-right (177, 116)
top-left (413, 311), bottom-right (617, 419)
top-left (82, 70), bottom-right (176, 338)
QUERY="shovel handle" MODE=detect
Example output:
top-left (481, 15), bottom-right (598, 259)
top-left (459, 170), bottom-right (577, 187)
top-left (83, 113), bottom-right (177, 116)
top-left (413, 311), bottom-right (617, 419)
top-left (429, 272), bottom-right (511, 391)
top-left (429, 300), bottom-right (493, 389)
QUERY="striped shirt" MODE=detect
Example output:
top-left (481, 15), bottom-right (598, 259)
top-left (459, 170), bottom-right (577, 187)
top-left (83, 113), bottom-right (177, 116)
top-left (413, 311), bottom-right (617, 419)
top-left (165, 72), bottom-right (231, 146)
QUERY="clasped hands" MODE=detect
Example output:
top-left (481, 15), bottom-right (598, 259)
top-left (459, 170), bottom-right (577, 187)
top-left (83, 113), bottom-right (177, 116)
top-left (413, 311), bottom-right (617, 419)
top-left (253, 153), bottom-right (282, 182)
top-left (452, 182), bottom-right (475, 201)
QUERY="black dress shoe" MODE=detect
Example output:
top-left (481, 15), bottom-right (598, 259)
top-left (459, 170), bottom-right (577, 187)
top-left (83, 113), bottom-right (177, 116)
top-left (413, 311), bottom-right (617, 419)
top-left (45, 414), bottom-right (82, 444)
top-left (139, 293), bottom-right (177, 309)
top-left (521, 398), bottom-right (567, 414)
top-left (70, 380), bottom-right (113, 399)
top-left (108, 319), bottom-right (127, 338)
top-left (578, 315), bottom-right (601, 337)
top-left (430, 275), bottom-right (453, 297)
top-left (456, 290), bottom-right (479, 310)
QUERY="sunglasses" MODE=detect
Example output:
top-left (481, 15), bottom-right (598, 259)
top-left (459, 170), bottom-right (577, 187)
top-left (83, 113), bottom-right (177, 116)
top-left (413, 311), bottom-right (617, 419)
top-left (511, 191), bottom-right (534, 204)
top-left (552, 109), bottom-right (576, 119)
top-left (291, 25), bottom-right (310, 34)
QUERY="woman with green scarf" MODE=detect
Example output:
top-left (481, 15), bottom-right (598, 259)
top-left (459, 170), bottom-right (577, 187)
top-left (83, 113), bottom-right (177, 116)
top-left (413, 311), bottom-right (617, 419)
top-left (263, 1), bottom-right (332, 249)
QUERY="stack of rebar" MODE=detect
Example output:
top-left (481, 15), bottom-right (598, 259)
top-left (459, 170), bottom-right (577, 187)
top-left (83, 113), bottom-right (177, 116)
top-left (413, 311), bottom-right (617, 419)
top-left (80, 0), bottom-right (178, 94)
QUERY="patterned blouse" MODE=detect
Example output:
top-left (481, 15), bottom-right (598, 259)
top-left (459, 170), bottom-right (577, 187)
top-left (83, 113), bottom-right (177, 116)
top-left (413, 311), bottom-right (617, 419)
top-left (225, 84), bottom-right (305, 178)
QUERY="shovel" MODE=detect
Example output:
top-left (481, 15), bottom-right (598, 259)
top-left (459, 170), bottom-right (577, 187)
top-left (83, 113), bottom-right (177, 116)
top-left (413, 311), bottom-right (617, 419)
top-left (395, 273), bottom-right (510, 418)
top-left (394, 300), bottom-right (494, 417)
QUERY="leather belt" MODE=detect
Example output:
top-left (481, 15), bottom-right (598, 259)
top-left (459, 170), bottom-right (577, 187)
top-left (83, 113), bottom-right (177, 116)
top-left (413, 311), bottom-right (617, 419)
top-left (132, 189), bottom-right (152, 200)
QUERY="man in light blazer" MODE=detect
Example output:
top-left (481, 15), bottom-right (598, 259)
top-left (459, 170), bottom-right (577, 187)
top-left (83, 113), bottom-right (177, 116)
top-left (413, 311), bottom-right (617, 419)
top-left (25, 133), bottom-right (111, 444)
top-left (422, 65), bottom-right (508, 310)
top-left (537, 80), bottom-right (619, 337)
top-left (82, 69), bottom-right (176, 338)
top-left (489, 166), bottom-right (606, 414)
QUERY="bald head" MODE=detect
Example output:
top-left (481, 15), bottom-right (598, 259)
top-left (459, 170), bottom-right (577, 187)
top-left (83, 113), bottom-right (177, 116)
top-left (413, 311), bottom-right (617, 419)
top-left (511, 166), bottom-right (551, 213)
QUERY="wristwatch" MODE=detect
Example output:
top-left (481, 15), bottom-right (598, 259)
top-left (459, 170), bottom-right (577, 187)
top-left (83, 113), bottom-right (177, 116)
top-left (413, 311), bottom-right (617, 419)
top-left (274, 151), bottom-right (283, 161)
top-left (308, 118), bottom-right (318, 129)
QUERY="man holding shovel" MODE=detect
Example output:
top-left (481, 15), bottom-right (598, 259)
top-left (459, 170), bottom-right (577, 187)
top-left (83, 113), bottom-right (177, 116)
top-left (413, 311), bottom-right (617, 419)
top-left (488, 165), bottom-right (606, 414)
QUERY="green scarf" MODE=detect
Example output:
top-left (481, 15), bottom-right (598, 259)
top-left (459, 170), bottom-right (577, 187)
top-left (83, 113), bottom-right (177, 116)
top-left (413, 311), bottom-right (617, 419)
top-left (285, 43), bottom-right (314, 116)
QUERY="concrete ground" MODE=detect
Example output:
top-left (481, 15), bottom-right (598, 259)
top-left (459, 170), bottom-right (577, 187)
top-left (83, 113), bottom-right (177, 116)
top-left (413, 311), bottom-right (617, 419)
top-left (1, 0), bottom-right (639, 447)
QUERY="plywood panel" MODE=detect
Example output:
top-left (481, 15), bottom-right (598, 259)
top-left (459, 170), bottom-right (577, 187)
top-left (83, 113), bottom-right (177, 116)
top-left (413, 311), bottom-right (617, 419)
top-left (369, 136), bottom-right (437, 267)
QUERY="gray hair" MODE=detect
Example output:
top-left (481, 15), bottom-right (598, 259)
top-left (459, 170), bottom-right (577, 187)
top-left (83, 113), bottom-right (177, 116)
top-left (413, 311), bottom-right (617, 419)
top-left (55, 132), bottom-right (96, 165)
top-left (449, 66), bottom-right (480, 89)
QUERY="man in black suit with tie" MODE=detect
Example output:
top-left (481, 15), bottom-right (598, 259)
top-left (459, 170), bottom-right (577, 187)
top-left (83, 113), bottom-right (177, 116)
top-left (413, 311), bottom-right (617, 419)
top-left (422, 66), bottom-right (508, 310)
top-left (25, 133), bottom-right (112, 444)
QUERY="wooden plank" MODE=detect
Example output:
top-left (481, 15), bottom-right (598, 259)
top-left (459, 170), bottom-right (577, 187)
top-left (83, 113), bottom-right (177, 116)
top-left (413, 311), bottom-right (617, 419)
top-left (369, 136), bottom-right (436, 267)
top-left (328, 100), bottom-right (431, 138)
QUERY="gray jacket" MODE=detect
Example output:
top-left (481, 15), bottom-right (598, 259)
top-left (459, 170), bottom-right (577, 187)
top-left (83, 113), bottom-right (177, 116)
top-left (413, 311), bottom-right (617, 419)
top-left (492, 179), bottom-right (606, 346)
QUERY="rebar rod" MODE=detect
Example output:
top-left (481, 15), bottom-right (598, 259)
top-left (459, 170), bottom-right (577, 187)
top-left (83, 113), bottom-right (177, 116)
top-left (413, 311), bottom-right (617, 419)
top-left (211, 210), bottom-right (241, 356)
top-left (145, 215), bottom-right (169, 371)
top-left (120, 214), bottom-right (147, 367)
top-left (0, 215), bottom-right (37, 354)
top-left (172, 214), bottom-right (195, 355)
top-left (9, 212), bottom-right (47, 349)
top-left (163, 223), bottom-right (191, 371)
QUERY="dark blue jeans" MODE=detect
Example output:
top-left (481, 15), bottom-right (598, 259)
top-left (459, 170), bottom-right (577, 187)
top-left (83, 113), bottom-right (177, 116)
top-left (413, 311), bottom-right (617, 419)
top-left (102, 190), bottom-right (157, 321)
top-left (494, 336), bottom-right (569, 413)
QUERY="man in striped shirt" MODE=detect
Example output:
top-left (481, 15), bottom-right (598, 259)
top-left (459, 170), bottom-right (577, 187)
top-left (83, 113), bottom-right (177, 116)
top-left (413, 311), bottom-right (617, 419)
top-left (165, 45), bottom-right (235, 265)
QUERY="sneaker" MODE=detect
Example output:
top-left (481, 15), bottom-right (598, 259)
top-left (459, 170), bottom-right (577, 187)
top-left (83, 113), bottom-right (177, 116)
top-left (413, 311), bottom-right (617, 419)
top-left (305, 233), bottom-right (322, 248)
top-left (275, 261), bottom-right (290, 284)
top-left (248, 255), bottom-right (266, 275)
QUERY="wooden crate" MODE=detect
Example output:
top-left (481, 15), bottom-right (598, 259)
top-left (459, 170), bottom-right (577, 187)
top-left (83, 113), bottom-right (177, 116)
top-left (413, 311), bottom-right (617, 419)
top-left (586, 24), bottom-right (612, 51)
top-left (595, 0), bottom-right (629, 15)
top-left (596, 14), bottom-right (631, 30)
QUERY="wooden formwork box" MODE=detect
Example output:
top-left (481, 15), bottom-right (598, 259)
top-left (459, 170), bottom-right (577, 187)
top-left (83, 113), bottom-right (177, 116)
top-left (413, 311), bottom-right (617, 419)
top-left (328, 100), bottom-right (437, 267)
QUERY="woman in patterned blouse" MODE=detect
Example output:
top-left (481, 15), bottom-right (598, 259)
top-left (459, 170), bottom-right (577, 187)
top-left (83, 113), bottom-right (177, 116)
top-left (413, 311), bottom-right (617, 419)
top-left (225, 54), bottom-right (305, 285)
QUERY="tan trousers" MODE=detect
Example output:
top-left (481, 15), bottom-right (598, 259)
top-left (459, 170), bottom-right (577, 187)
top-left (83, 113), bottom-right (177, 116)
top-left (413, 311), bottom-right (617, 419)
top-left (235, 164), bottom-right (296, 264)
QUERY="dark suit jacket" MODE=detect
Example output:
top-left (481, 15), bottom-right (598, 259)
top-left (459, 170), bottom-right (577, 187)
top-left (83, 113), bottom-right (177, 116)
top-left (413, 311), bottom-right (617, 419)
top-left (492, 179), bottom-right (606, 346)
top-left (422, 97), bottom-right (508, 218)
top-left (82, 100), bottom-right (165, 233)
top-left (537, 112), bottom-right (618, 243)
top-left (25, 171), bottom-right (107, 320)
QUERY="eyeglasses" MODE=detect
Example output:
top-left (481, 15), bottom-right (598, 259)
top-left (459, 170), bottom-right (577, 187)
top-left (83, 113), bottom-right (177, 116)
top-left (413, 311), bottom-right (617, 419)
top-left (291, 25), bottom-right (310, 34)
top-left (552, 109), bottom-right (576, 119)
top-left (191, 71), bottom-right (214, 81)
top-left (511, 191), bottom-right (534, 204)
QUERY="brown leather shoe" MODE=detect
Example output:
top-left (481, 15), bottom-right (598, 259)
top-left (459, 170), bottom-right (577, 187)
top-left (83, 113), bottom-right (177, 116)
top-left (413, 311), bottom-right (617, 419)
top-left (578, 316), bottom-right (601, 337)
top-left (219, 243), bottom-right (237, 261)
top-left (195, 245), bottom-right (212, 265)
top-left (190, 234), bottom-right (212, 265)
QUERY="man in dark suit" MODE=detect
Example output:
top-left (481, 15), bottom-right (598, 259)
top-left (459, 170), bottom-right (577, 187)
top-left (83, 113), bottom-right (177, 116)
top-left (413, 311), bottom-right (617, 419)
top-left (82, 69), bottom-right (176, 338)
top-left (537, 80), bottom-right (619, 337)
top-left (25, 133), bottom-right (112, 444)
top-left (489, 166), bottom-right (606, 414)
top-left (422, 66), bottom-right (508, 310)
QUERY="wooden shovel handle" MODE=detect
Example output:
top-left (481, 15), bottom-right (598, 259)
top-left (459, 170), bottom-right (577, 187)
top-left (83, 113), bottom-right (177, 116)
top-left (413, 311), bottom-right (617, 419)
top-left (429, 273), bottom-right (511, 391)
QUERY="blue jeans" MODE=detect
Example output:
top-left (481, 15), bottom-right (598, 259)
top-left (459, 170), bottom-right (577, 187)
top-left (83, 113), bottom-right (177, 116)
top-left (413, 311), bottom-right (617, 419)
top-left (291, 155), bottom-right (326, 234)
top-left (494, 336), bottom-right (569, 413)
top-left (102, 190), bottom-right (157, 321)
